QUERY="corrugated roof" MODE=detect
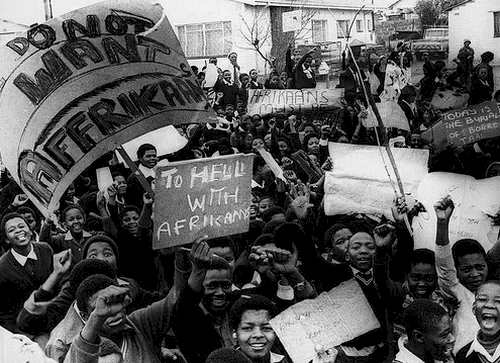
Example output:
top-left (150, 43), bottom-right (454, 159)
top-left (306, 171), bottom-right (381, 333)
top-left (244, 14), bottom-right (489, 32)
top-left (444, 0), bottom-right (473, 11)
top-left (233, 0), bottom-right (378, 10)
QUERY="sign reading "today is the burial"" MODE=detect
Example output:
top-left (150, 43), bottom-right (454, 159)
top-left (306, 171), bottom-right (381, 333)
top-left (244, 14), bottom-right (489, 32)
top-left (442, 101), bottom-right (500, 146)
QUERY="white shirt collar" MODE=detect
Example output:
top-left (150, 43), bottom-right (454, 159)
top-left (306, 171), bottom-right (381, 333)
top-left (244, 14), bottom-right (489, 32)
top-left (395, 337), bottom-right (426, 363)
top-left (64, 230), bottom-right (92, 241)
top-left (271, 352), bottom-right (285, 363)
top-left (138, 163), bottom-right (156, 179)
top-left (350, 266), bottom-right (373, 275)
top-left (11, 244), bottom-right (37, 267)
top-left (467, 333), bottom-right (500, 362)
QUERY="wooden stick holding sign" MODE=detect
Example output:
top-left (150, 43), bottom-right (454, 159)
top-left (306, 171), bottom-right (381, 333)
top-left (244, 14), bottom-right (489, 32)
top-left (346, 45), bottom-right (413, 234)
top-left (115, 146), bottom-right (155, 197)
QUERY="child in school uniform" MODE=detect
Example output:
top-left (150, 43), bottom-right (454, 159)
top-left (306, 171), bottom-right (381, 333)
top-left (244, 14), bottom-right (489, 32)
top-left (40, 205), bottom-right (94, 265)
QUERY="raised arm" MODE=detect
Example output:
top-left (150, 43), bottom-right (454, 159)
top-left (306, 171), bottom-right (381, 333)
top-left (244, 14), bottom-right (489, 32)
top-left (434, 196), bottom-right (460, 295)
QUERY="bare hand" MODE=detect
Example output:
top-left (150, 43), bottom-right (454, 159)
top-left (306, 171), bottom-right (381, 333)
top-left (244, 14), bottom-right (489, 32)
top-left (12, 194), bottom-right (28, 208)
top-left (189, 236), bottom-right (211, 270)
top-left (391, 196), bottom-right (409, 224)
top-left (143, 193), bottom-right (154, 205)
top-left (96, 190), bottom-right (106, 209)
top-left (289, 180), bottom-right (314, 219)
top-left (93, 285), bottom-right (131, 319)
top-left (107, 184), bottom-right (117, 198)
top-left (373, 224), bottom-right (395, 248)
top-left (249, 246), bottom-right (272, 275)
top-left (434, 196), bottom-right (454, 222)
top-left (53, 249), bottom-right (72, 275)
top-left (268, 246), bottom-right (297, 275)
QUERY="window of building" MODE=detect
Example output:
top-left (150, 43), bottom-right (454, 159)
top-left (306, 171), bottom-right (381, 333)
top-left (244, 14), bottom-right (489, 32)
top-left (356, 19), bottom-right (363, 32)
top-left (337, 20), bottom-right (350, 38)
top-left (312, 20), bottom-right (327, 43)
top-left (367, 19), bottom-right (372, 32)
top-left (177, 21), bottom-right (232, 57)
top-left (494, 12), bottom-right (500, 38)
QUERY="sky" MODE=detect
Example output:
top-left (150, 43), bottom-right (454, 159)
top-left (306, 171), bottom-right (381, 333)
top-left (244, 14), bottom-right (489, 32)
top-left (1, 0), bottom-right (108, 26)
top-left (1, 0), bottom-right (393, 26)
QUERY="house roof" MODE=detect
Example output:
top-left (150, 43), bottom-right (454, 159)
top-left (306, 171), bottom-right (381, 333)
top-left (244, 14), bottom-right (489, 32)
top-left (444, 0), bottom-right (473, 11)
top-left (233, 0), bottom-right (379, 10)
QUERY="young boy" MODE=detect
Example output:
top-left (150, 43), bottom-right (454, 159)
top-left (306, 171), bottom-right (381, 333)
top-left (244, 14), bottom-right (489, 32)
top-left (394, 299), bottom-right (455, 363)
top-left (434, 196), bottom-right (495, 353)
top-left (456, 281), bottom-right (500, 363)
top-left (40, 205), bottom-right (93, 265)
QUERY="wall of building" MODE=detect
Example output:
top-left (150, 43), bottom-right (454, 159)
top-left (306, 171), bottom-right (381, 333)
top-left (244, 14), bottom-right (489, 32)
top-left (164, 0), bottom-right (272, 76)
top-left (295, 8), bottom-right (375, 47)
top-left (448, 0), bottom-right (500, 91)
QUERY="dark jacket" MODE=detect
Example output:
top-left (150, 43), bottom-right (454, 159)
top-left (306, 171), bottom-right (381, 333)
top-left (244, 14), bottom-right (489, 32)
top-left (0, 242), bottom-right (53, 332)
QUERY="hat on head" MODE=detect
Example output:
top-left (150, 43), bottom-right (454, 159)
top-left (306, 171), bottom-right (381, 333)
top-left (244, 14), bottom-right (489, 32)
top-left (464, 39), bottom-right (471, 44)
top-left (82, 234), bottom-right (119, 260)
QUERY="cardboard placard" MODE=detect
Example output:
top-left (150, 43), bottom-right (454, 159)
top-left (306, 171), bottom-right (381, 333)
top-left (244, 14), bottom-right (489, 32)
top-left (282, 10), bottom-right (302, 33)
top-left (324, 142), bottom-right (429, 218)
top-left (247, 89), bottom-right (344, 117)
top-left (270, 279), bottom-right (380, 363)
top-left (96, 167), bottom-right (113, 192)
top-left (442, 101), bottom-right (500, 147)
top-left (412, 172), bottom-right (500, 252)
top-left (431, 90), bottom-right (469, 111)
top-left (153, 154), bottom-right (254, 249)
top-left (361, 101), bottom-right (410, 131)
top-left (0, 0), bottom-right (215, 215)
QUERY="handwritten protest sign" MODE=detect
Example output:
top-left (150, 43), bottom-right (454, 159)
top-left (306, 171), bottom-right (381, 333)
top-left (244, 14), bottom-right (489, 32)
top-left (270, 279), bottom-right (380, 363)
top-left (361, 100), bottom-right (410, 131)
top-left (247, 88), bottom-right (344, 117)
top-left (442, 101), bottom-right (500, 147)
top-left (0, 0), bottom-right (215, 215)
top-left (412, 172), bottom-right (500, 252)
top-left (153, 154), bottom-right (254, 249)
top-left (380, 61), bottom-right (409, 102)
top-left (324, 143), bottom-right (429, 218)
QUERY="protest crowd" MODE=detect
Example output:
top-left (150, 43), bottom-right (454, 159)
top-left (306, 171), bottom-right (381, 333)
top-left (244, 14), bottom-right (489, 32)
top-left (2, 7), bottom-right (500, 363)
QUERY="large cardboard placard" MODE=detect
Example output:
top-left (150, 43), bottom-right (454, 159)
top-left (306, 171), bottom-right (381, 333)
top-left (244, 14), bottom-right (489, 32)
top-left (270, 279), bottom-right (380, 363)
top-left (324, 142), bottom-right (429, 218)
top-left (247, 88), bottom-right (344, 117)
top-left (442, 101), bottom-right (500, 147)
top-left (361, 100), bottom-right (410, 131)
top-left (153, 154), bottom-right (254, 249)
top-left (412, 172), bottom-right (500, 252)
top-left (0, 0), bottom-right (215, 214)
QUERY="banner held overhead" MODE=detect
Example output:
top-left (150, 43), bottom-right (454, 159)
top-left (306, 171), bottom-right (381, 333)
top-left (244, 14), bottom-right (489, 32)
top-left (0, 0), bottom-right (216, 214)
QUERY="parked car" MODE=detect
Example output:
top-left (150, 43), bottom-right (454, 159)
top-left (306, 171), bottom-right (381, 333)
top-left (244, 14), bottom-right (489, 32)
top-left (412, 27), bottom-right (449, 60)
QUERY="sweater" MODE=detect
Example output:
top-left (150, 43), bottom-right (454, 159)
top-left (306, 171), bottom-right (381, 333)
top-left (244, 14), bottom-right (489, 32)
top-left (0, 242), bottom-right (53, 332)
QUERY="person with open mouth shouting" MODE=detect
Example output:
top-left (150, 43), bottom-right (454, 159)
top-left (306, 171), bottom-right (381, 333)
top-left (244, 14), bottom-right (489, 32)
top-left (456, 281), bottom-right (500, 363)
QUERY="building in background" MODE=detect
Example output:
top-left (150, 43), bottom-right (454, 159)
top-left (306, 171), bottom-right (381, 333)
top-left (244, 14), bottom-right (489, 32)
top-left (447, 0), bottom-right (500, 89)
top-left (165, 0), bottom-right (379, 75)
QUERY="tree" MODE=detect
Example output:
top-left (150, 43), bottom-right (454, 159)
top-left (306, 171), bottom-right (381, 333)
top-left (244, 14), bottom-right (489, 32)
top-left (236, 4), bottom-right (317, 72)
top-left (414, 0), bottom-right (465, 27)
top-left (236, 5), bottom-right (274, 68)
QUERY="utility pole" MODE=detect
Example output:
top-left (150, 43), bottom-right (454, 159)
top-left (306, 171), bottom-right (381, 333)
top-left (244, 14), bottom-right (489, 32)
top-left (43, 0), bottom-right (53, 21)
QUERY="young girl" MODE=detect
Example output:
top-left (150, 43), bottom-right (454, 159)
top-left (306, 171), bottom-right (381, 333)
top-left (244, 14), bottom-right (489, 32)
top-left (0, 213), bottom-right (55, 332)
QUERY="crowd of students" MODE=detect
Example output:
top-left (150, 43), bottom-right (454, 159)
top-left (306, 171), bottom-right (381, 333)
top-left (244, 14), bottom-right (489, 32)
top-left (1, 42), bottom-right (500, 363)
